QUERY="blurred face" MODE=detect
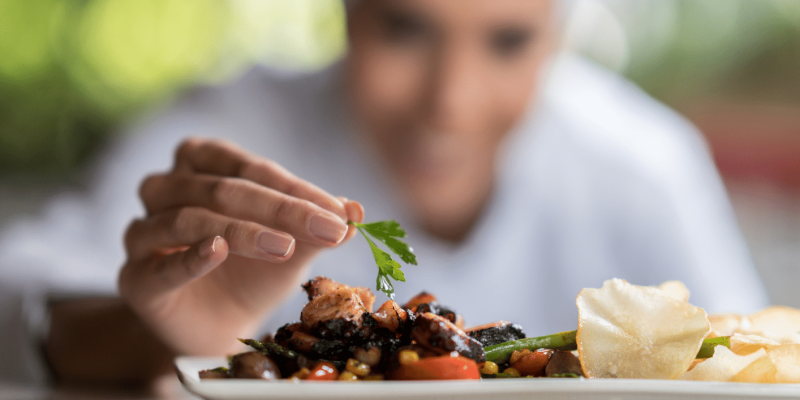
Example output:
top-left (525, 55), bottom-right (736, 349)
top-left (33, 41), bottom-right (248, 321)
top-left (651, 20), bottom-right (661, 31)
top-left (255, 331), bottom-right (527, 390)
top-left (346, 0), bottom-right (556, 241)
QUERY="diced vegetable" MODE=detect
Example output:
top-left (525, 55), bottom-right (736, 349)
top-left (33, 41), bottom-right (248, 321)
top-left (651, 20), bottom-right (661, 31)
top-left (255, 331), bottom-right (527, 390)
top-left (306, 361), bottom-right (339, 381)
top-left (338, 371), bottom-right (359, 381)
top-left (480, 361), bottom-right (499, 375)
top-left (390, 356), bottom-right (480, 380)
top-left (398, 349), bottom-right (420, 365)
top-left (509, 349), bottom-right (553, 377)
top-left (345, 358), bottom-right (371, 377)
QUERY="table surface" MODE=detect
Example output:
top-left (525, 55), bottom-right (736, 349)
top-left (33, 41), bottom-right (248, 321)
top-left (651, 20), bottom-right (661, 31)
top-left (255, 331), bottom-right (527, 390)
top-left (0, 377), bottom-right (198, 400)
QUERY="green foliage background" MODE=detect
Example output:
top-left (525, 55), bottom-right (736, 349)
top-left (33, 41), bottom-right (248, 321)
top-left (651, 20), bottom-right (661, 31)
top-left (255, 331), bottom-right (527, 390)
top-left (0, 0), bottom-right (797, 176)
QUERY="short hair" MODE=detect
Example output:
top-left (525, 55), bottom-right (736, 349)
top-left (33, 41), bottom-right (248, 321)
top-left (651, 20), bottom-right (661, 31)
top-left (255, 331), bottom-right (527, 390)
top-left (343, 0), bottom-right (575, 32)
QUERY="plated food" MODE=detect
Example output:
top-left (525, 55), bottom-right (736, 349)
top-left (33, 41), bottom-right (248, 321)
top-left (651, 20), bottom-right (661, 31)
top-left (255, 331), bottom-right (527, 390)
top-left (196, 276), bottom-right (800, 384)
top-left (192, 219), bottom-right (799, 384)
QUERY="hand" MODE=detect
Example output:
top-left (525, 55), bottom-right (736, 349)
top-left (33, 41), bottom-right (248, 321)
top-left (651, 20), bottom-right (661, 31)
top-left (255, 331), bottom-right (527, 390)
top-left (118, 138), bottom-right (364, 356)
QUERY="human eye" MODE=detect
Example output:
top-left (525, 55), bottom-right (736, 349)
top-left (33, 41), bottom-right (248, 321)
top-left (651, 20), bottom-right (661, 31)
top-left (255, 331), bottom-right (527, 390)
top-left (381, 11), bottom-right (429, 44)
top-left (489, 26), bottom-right (534, 58)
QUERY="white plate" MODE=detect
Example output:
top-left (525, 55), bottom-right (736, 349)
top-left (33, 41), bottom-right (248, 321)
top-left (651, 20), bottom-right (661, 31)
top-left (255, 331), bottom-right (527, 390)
top-left (175, 356), bottom-right (800, 400)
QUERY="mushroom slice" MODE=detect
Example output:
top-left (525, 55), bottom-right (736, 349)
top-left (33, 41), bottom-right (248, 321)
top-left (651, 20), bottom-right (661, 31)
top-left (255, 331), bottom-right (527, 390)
top-left (576, 279), bottom-right (710, 379)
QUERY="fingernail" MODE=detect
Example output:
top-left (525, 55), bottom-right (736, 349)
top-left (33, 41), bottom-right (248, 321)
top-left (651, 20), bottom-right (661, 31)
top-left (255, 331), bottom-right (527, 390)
top-left (199, 236), bottom-right (220, 259)
top-left (334, 197), bottom-right (349, 222)
top-left (309, 214), bottom-right (348, 243)
top-left (257, 231), bottom-right (295, 257)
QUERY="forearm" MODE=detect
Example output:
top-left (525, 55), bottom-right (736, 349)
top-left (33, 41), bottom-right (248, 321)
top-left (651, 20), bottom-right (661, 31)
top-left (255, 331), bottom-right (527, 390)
top-left (44, 297), bottom-right (175, 386)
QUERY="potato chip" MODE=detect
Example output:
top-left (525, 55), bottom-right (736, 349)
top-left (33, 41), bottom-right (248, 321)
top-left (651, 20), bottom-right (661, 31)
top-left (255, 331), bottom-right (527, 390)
top-left (745, 306), bottom-right (800, 343)
top-left (731, 354), bottom-right (776, 383)
top-left (707, 314), bottom-right (750, 338)
top-left (686, 358), bottom-right (704, 372)
top-left (729, 333), bottom-right (779, 356)
top-left (769, 344), bottom-right (800, 383)
top-left (576, 279), bottom-right (710, 379)
top-left (780, 334), bottom-right (800, 344)
top-left (679, 346), bottom-right (765, 381)
top-left (657, 281), bottom-right (690, 302)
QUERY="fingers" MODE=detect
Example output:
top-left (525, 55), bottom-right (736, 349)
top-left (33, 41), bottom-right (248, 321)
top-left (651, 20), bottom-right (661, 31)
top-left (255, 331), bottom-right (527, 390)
top-left (173, 138), bottom-right (346, 221)
top-left (339, 197), bottom-right (365, 242)
top-left (344, 199), bottom-right (365, 224)
top-left (140, 174), bottom-right (349, 247)
top-left (125, 207), bottom-right (296, 263)
top-left (120, 236), bottom-right (229, 302)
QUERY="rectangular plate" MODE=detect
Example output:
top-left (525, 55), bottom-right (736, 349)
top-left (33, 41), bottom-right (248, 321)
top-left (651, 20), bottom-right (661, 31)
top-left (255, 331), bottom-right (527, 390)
top-left (176, 356), bottom-right (800, 400)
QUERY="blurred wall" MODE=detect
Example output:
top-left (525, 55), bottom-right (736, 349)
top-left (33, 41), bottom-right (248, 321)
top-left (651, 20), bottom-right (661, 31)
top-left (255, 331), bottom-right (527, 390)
top-left (566, 0), bottom-right (800, 308)
top-left (1, 0), bottom-right (798, 306)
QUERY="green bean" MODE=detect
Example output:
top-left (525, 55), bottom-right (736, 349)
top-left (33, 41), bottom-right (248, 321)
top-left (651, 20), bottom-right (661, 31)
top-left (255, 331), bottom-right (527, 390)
top-left (238, 338), bottom-right (298, 360)
top-left (484, 331), bottom-right (731, 364)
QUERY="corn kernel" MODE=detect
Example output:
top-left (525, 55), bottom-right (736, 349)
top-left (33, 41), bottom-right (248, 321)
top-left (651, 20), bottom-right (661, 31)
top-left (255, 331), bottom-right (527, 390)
top-left (364, 373), bottom-right (385, 381)
top-left (503, 367), bottom-right (521, 377)
top-left (290, 367), bottom-right (310, 380)
top-left (353, 347), bottom-right (381, 368)
top-left (480, 361), bottom-right (499, 375)
top-left (346, 358), bottom-right (371, 377)
top-left (398, 350), bottom-right (420, 365)
top-left (338, 371), bottom-right (359, 381)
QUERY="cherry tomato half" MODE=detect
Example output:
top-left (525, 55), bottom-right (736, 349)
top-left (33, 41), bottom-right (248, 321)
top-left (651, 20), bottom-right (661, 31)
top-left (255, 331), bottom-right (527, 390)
top-left (390, 355), bottom-right (480, 380)
top-left (306, 361), bottom-right (339, 381)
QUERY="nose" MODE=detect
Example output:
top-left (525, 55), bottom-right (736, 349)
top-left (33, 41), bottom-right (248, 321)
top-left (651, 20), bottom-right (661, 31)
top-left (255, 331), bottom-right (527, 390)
top-left (422, 37), bottom-right (488, 134)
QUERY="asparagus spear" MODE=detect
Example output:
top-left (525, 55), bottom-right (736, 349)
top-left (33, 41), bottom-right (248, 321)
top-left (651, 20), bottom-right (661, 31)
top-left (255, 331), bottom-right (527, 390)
top-left (484, 331), bottom-right (577, 364)
top-left (239, 338), bottom-right (347, 370)
top-left (484, 331), bottom-right (731, 364)
top-left (696, 336), bottom-right (730, 359)
top-left (238, 338), bottom-right (298, 360)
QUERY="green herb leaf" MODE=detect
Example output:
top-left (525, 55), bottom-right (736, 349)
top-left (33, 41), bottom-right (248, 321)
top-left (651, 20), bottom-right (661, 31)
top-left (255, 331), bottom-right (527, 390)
top-left (350, 220), bottom-right (415, 298)
top-left (357, 221), bottom-right (418, 265)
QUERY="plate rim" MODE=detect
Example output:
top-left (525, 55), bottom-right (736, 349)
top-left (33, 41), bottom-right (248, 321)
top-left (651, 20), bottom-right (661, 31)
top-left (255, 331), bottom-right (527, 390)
top-left (175, 356), bottom-right (800, 399)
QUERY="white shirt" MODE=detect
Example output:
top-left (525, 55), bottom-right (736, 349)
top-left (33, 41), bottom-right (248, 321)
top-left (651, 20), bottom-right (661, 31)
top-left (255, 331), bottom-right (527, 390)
top-left (0, 52), bottom-right (769, 386)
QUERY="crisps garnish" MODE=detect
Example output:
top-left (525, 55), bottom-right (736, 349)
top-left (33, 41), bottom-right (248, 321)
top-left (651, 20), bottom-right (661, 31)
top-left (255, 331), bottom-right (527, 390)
top-left (731, 354), bottom-right (776, 383)
top-left (708, 314), bottom-right (750, 338)
top-left (679, 346), bottom-right (765, 381)
top-left (576, 279), bottom-right (710, 379)
top-left (770, 344), bottom-right (800, 383)
top-left (729, 333), bottom-right (779, 356)
top-left (657, 281), bottom-right (690, 302)
top-left (745, 306), bottom-right (800, 343)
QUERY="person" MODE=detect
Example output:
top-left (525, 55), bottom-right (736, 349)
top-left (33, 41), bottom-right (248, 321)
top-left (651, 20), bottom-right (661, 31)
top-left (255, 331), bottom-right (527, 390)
top-left (0, 0), bottom-right (769, 387)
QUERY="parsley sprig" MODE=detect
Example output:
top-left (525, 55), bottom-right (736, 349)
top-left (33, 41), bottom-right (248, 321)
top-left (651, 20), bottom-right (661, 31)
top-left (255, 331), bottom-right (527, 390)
top-left (348, 220), bottom-right (417, 298)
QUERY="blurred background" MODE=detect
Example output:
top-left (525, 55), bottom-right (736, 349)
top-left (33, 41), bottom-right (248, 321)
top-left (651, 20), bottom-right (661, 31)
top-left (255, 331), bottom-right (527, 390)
top-left (0, 0), bottom-right (798, 305)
